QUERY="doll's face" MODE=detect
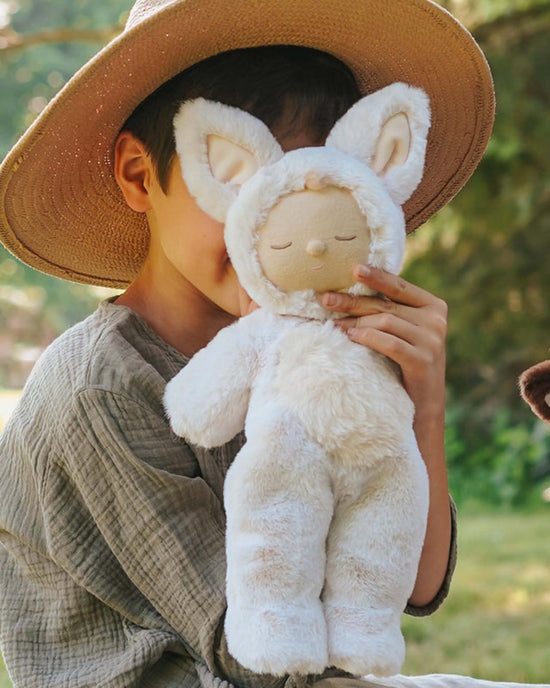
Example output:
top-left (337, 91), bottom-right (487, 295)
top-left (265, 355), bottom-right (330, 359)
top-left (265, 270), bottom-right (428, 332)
top-left (256, 185), bottom-right (370, 293)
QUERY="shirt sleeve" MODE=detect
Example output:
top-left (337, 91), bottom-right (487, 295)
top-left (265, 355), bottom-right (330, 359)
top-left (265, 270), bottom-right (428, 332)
top-left (404, 496), bottom-right (458, 617)
top-left (43, 386), bottom-right (245, 681)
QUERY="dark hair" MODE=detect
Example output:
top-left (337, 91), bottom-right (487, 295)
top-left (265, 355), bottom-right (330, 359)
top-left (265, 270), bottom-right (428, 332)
top-left (121, 45), bottom-right (361, 192)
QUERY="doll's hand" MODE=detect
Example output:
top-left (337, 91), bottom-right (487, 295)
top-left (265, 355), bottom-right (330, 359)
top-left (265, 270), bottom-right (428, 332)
top-left (322, 264), bottom-right (447, 419)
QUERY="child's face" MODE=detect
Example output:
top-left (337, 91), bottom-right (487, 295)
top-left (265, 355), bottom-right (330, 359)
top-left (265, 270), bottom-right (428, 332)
top-left (146, 160), bottom-right (239, 316)
top-left (146, 129), bottom-right (318, 318)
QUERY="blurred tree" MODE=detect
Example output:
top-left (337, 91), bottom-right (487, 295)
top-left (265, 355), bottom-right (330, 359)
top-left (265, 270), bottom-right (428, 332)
top-left (0, 0), bottom-right (129, 154)
top-left (403, 1), bottom-right (550, 502)
top-left (0, 0), bottom-right (130, 386)
top-left (405, 6), bottom-right (550, 416)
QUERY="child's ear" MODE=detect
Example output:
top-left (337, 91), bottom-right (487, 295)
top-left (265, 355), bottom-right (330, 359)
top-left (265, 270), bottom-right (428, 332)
top-left (325, 83), bottom-right (431, 205)
top-left (113, 131), bottom-right (154, 213)
top-left (174, 98), bottom-right (283, 223)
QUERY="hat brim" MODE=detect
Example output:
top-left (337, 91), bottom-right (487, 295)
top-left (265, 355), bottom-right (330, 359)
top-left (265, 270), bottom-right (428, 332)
top-left (0, 0), bottom-right (494, 288)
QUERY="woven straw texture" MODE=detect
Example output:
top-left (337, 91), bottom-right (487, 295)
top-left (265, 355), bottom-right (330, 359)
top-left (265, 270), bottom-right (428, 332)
top-left (0, 0), bottom-right (494, 288)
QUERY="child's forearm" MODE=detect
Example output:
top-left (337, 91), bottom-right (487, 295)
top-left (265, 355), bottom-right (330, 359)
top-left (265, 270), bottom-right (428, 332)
top-left (408, 405), bottom-right (452, 608)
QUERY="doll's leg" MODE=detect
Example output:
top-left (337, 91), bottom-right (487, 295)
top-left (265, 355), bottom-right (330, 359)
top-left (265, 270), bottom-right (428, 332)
top-left (223, 414), bottom-right (333, 675)
top-left (324, 453), bottom-right (428, 677)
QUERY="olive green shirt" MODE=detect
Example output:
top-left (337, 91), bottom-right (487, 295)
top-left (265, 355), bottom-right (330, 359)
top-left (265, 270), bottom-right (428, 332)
top-left (0, 301), bottom-right (457, 688)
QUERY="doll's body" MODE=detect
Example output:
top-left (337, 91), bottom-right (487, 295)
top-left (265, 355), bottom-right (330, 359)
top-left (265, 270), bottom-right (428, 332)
top-left (164, 83), bottom-right (433, 676)
top-left (166, 308), bottom-right (428, 675)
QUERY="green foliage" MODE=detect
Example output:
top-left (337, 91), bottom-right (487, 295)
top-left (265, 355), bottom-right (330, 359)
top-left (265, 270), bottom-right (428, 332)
top-left (11, 0), bottom-right (128, 30)
top-left (404, 18), bottom-right (550, 411)
top-left (0, 0), bottom-right (127, 385)
top-left (0, 0), bottom-right (130, 157)
top-left (445, 396), bottom-right (550, 507)
top-left (402, 12), bottom-right (550, 505)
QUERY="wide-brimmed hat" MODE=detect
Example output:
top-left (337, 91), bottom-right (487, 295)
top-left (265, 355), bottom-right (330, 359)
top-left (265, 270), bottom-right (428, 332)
top-left (0, 0), bottom-right (494, 289)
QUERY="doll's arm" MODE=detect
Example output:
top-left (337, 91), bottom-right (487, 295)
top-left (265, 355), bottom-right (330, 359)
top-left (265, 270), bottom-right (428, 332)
top-left (164, 319), bottom-right (257, 448)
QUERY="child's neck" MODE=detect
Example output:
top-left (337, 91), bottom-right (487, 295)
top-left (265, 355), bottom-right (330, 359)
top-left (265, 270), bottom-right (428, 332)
top-left (116, 262), bottom-right (235, 357)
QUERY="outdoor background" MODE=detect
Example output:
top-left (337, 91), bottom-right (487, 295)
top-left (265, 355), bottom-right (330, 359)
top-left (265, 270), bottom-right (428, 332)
top-left (0, 0), bottom-right (549, 685)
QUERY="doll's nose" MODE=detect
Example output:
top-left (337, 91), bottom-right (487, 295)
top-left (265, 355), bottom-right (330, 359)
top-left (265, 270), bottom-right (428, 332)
top-left (306, 239), bottom-right (327, 256)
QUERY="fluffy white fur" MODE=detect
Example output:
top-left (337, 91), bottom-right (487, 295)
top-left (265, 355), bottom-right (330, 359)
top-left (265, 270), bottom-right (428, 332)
top-left (174, 98), bottom-right (283, 223)
top-left (165, 85), bottom-right (432, 677)
top-left (326, 83), bottom-right (431, 206)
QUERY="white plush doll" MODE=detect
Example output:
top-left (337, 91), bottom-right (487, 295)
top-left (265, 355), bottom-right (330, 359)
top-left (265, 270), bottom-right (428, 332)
top-left (164, 83), bottom-right (431, 678)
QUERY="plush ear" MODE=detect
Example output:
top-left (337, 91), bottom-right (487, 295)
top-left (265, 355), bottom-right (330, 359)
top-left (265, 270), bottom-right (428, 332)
top-left (325, 82), bottom-right (431, 205)
top-left (173, 98), bottom-right (284, 222)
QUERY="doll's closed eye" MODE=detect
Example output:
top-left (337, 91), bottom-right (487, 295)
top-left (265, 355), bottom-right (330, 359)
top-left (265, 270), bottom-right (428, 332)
top-left (270, 241), bottom-right (293, 250)
top-left (334, 235), bottom-right (357, 241)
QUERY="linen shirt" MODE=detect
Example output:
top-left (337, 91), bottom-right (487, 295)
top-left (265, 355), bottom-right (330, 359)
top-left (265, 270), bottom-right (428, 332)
top-left (0, 301), bottom-right (457, 688)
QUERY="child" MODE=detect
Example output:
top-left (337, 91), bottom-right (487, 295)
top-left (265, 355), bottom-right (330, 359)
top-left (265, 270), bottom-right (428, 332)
top-left (0, 0), bottom-right (505, 686)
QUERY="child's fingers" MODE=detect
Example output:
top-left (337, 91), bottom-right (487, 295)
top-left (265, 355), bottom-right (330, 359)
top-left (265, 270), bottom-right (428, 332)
top-left (344, 313), bottom-right (442, 367)
top-left (346, 326), bottom-right (418, 370)
top-left (327, 292), bottom-right (419, 325)
top-left (338, 312), bottom-right (419, 346)
top-left (323, 266), bottom-right (447, 336)
top-left (353, 264), bottom-right (440, 308)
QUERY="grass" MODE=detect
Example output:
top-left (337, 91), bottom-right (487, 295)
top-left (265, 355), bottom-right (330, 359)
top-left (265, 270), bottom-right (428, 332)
top-left (402, 509), bottom-right (550, 683)
top-left (1, 393), bottom-right (548, 684)
top-left (0, 660), bottom-right (8, 688)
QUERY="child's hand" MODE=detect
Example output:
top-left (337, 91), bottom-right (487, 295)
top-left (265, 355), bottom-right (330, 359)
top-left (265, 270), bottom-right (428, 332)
top-left (238, 283), bottom-right (260, 317)
top-left (322, 264), bottom-right (447, 421)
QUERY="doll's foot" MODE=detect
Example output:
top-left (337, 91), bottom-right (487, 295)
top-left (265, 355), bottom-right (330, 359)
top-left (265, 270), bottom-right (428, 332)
top-left (325, 603), bottom-right (405, 677)
top-left (225, 601), bottom-right (328, 676)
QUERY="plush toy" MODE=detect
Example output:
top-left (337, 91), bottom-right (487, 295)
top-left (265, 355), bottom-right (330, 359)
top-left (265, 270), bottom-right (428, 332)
top-left (164, 83), bottom-right (431, 677)
top-left (519, 359), bottom-right (550, 422)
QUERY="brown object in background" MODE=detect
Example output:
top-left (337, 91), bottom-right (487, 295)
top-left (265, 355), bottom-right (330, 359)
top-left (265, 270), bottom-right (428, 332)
top-left (519, 359), bottom-right (550, 422)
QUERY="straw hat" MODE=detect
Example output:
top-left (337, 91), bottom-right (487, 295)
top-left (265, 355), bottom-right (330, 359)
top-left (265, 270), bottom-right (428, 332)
top-left (0, 0), bottom-right (494, 289)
